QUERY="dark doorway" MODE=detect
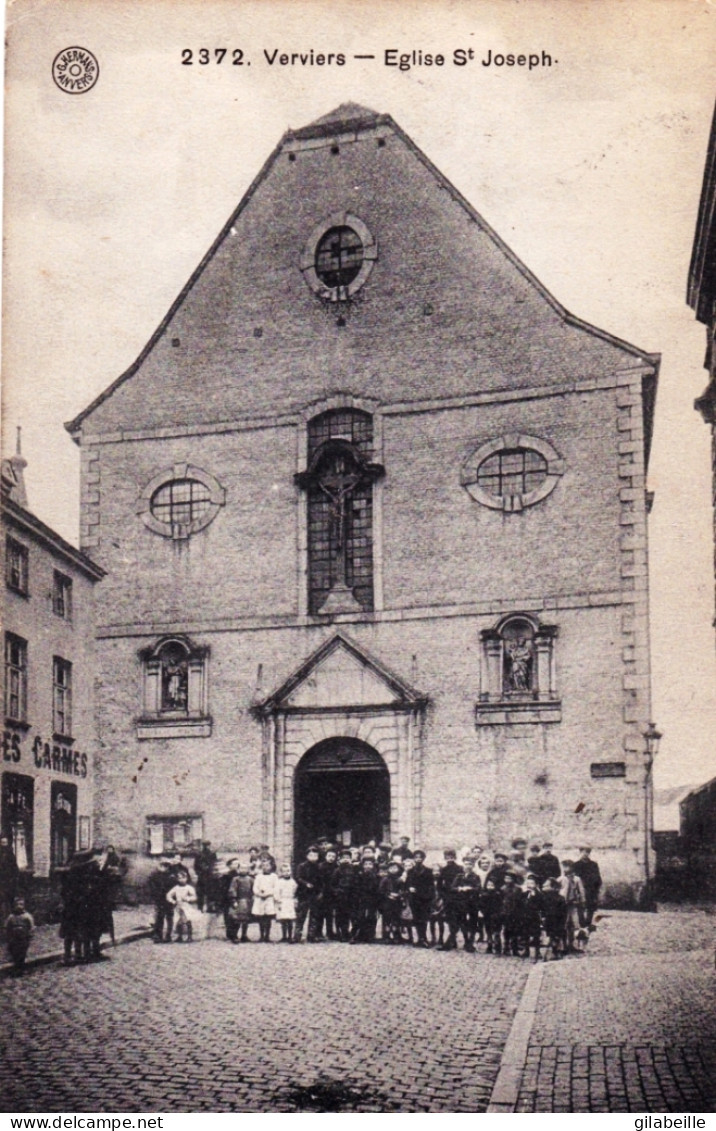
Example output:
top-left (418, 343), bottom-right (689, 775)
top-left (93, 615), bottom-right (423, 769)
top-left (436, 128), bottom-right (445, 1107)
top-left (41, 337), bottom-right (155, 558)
top-left (294, 738), bottom-right (390, 862)
top-left (50, 781), bottom-right (77, 868)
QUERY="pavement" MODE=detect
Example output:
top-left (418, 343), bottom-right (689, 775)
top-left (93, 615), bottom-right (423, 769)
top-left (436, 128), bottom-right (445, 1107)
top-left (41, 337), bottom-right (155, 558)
top-left (0, 903), bottom-right (714, 1113)
top-left (0, 906), bottom-right (153, 976)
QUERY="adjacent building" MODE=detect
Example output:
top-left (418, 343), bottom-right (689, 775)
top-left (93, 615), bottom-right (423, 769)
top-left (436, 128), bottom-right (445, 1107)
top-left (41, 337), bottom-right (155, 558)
top-left (1, 437), bottom-right (104, 899)
top-left (688, 97), bottom-right (716, 635)
top-left (66, 105), bottom-right (659, 900)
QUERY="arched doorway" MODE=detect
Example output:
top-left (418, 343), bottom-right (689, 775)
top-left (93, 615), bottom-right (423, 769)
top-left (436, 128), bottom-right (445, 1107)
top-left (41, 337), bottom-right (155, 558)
top-left (293, 738), bottom-right (390, 861)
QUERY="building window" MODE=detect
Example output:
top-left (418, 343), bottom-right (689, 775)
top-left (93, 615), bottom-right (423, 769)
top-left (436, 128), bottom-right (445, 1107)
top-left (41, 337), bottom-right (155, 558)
top-left (300, 212), bottom-right (378, 302)
top-left (1, 772), bottom-right (34, 870)
top-left (4, 634), bottom-right (27, 724)
top-left (462, 433), bottom-right (565, 513)
top-left (138, 636), bottom-right (211, 739)
top-left (6, 538), bottom-right (28, 595)
top-left (476, 615), bottom-right (560, 725)
top-left (295, 409), bottom-right (384, 615)
top-left (315, 226), bottom-right (364, 289)
top-left (52, 657), bottom-right (72, 738)
top-left (146, 814), bottom-right (203, 856)
top-left (477, 448), bottom-right (548, 500)
top-left (53, 572), bottom-right (73, 620)
top-left (137, 463), bottom-right (226, 540)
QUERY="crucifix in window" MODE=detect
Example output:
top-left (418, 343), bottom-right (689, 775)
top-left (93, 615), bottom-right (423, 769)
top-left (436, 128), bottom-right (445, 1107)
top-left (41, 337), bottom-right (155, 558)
top-left (296, 414), bottom-right (384, 616)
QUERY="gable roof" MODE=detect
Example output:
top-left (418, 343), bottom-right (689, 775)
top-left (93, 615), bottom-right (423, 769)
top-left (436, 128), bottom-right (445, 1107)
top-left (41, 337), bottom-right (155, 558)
top-left (65, 103), bottom-right (659, 440)
top-left (255, 631), bottom-right (426, 716)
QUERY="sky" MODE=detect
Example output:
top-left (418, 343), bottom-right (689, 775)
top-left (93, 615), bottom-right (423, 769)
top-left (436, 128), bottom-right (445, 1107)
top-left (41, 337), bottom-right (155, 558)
top-left (2, 0), bottom-right (715, 797)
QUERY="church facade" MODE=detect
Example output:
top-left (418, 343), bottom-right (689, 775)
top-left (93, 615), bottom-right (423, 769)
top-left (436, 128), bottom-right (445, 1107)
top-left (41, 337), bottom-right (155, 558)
top-left (67, 105), bottom-right (659, 899)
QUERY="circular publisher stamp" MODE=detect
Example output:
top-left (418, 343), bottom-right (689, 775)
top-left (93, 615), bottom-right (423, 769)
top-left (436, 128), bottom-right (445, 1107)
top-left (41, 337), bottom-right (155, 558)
top-left (52, 47), bottom-right (99, 94)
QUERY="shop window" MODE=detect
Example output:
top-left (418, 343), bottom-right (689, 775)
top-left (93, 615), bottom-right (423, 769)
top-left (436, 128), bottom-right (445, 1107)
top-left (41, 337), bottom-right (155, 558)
top-left (6, 537), bottom-right (29, 595)
top-left (146, 814), bottom-right (203, 856)
top-left (476, 615), bottom-right (560, 725)
top-left (4, 633), bottom-right (27, 724)
top-left (2, 772), bottom-right (34, 870)
top-left (52, 657), bottom-right (72, 738)
top-left (295, 409), bottom-right (384, 615)
top-left (138, 636), bottom-right (211, 739)
top-left (53, 571), bottom-right (73, 620)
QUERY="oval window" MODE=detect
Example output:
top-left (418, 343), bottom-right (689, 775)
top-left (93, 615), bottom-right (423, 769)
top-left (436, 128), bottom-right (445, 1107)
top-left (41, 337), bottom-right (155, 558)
top-left (476, 448), bottom-right (548, 500)
top-left (314, 226), bottom-right (364, 289)
top-left (150, 479), bottom-right (213, 529)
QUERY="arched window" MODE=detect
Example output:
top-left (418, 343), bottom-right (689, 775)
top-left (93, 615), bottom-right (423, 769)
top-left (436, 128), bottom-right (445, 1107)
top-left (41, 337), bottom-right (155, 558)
top-left (138, 636), bottom-right (211, 738)
top-left (295, 409), bottom-right (384, 615)
top-left (476, 615), bottom-right (560, 725)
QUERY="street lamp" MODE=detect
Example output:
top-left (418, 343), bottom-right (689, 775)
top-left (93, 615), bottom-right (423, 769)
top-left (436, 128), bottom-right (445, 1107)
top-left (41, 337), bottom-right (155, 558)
top-left (641, 722), bottom-right (662, 911)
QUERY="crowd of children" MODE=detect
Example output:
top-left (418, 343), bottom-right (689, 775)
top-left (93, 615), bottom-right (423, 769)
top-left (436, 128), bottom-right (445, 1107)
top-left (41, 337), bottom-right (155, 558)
top-left (148, 836), bottom-right (603, 960)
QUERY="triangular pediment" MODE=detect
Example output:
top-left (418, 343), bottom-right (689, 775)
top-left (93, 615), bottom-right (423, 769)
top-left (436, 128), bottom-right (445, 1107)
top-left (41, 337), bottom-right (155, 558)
top-left (258, 633), bottom-right (423, 713)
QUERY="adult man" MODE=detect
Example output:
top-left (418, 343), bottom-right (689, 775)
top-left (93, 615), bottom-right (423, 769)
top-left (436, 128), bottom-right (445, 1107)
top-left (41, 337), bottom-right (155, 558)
top-left (539, 842), bottom-right (562, 881)
top-left (406, 849), bottom-right (434, 947)
top-left (392, 836), bottom-right (414, 862)
top-left (0, 835), bottom-right (19, 928)
top-left (572, 847), bottom-right (602, 927)
top-left (450, 856), bottom-right (482, 952)
top-left (193, 841), bottom-right (218, 911)
top-left (149, 858), bottom-right (175, 943)
top-left (295, 845), bottom-right (323, 943)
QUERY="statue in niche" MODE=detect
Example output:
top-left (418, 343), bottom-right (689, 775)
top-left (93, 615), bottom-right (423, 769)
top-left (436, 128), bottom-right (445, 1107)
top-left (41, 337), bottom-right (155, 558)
top-left (161, 645), bottom-right (189, 711)
top-left (505, 636), bottom-right (534, 693)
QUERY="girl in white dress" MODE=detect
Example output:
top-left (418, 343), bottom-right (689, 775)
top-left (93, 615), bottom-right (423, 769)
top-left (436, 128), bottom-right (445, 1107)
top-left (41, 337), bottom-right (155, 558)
top-left (275, 863), bottom-right (298, 943)
top-left (166, 866), bottom-right (201, 942)
top-left (251, 860), bottom-right (279, 942)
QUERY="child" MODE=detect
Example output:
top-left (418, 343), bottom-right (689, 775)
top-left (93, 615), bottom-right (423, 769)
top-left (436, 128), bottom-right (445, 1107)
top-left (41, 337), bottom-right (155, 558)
top-left (500, 873), bottom-right (524, 956)
top-left (166, 866), bottom-right (200, 942)
top-left (521, 874), bottom-right (544, 960)
top-left (227, 863), bottom-right (254, 943)
top-left (275, 863), bottom-right (298, 943)
top-left (252, 859), bottom-right (278, 942)
top-left (350, 858), bottom-right (381, 944)
top-left (560, 860), bottom-right (586, 954)
top-left (480, 878), bottom-right (503, 954)
top-left (5, 897), bottom-right (34, 973)
top-left (398, 858), bottom-right (415, 945)
top-left (541, 878), bottom-right (567, 959)
top-left (379, 860), bottom-right (403, 944)
top-left (429, 865), bottom-right (446, 948)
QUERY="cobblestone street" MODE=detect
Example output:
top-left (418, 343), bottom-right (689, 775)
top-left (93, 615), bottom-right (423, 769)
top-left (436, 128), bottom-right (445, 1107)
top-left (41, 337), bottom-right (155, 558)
top-left (0, 937), bottom-right (529, 1113)
top-left (0, 907), bottom-right (714, 1113)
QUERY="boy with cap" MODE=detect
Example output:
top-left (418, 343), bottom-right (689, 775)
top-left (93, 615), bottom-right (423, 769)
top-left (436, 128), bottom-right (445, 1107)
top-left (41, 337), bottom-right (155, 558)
top-left (407, 850), bottom-right (434, 947)
top-left (437, 849), bottom-right (463, 950)
top-left (541, 878), bottom-right (567, 959)
top-left (559, 860), bottom-right (586, 953)
top-left (379, 860), bottom-right (404, 943)
top-left (331, 849), bottom-right (356, 942)
top-left (451, 856), bottom-right (482, 952)
top-left (500, 873), bottom-right (524, 956)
